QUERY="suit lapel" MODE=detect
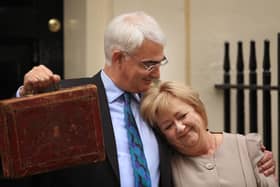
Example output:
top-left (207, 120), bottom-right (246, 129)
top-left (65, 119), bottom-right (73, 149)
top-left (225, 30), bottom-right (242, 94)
top-left (59, 74), bottom-right (120, 180)
top-left (155, 130), bottom-right (173, 187)
top-left (91, 72), bottom-right (120, 181)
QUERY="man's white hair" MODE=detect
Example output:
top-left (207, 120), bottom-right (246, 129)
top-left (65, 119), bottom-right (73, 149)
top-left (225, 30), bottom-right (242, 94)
top-left (104, 11), bottom-right (166, 65)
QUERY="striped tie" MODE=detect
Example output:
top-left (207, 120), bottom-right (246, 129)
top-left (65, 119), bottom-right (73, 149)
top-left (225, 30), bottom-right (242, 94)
top-left (123, 92), bottom-right (152, 187)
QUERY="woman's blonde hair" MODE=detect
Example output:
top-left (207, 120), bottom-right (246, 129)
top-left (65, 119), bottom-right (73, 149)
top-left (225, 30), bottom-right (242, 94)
top-left (140, 81), bottom-right (208, 127)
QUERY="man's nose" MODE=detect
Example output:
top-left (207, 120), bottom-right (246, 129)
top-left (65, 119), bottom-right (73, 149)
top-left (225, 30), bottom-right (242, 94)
top-left (149, 66), bottom-right (160, 79)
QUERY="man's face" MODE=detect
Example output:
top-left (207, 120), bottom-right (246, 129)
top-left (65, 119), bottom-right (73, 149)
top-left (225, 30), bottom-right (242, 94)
top-left (116, 39), bottom-right (166, 93)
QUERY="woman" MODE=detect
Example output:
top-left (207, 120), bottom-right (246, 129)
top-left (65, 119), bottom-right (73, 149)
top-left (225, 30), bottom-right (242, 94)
top-left (140, 81), bottom-right (277, 186)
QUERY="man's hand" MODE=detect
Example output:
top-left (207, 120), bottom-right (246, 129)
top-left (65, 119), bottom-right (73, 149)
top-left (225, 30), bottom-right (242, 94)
top-left (19, 65), bottom-right (61, 96)
top-left (258, 148), bottom-right (276, 177)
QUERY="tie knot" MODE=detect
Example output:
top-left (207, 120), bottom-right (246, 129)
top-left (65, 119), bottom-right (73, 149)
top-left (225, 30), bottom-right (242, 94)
top-left (123, 92), bottom-right (132, 104)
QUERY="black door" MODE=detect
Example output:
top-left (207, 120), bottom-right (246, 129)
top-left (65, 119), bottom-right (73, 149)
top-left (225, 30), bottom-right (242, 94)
top-left (0, 0), bottom-right (63, 186)
top-left (0, 0), bottom-right (64, 99)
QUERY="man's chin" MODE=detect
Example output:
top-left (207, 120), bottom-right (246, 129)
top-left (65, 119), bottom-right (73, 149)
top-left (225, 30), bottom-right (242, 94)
top-left (152, 79), bottom-right (160, 85)
top-left (138, 79), bottom-right (158, 92)
top-left (139, 84), bottom-right (151, 93)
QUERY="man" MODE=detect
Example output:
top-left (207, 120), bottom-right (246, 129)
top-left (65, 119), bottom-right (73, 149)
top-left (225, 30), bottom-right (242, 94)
top-left (15, 11), bottom-right (274, 187)
top-left (17, 11), bottom-right (172, 187)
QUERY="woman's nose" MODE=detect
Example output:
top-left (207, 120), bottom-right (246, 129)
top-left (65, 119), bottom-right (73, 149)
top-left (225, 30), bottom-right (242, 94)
top-left (175, 121), bottom-right (185, 133)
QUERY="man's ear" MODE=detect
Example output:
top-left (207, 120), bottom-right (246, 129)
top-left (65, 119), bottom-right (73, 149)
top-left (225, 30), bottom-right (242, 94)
top-left (111, 50), bottom-right (123, 64)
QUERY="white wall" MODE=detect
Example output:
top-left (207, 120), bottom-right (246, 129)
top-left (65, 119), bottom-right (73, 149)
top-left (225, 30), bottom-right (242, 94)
top-left (64, 0), bottom-right (86, 78)
top-left (64, 0), bottom-right (113, 78)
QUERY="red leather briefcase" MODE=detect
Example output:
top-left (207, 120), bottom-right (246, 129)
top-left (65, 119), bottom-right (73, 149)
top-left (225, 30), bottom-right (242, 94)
top-left (0, 84), bottom-right (105, 178)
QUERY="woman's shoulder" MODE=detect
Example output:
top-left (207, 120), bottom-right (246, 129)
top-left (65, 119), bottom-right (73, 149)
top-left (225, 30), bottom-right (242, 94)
top-left (221, 132), bottom-right (262, 158)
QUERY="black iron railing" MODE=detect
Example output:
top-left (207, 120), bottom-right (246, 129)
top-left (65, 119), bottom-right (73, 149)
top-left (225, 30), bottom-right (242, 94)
top-left (215, 33), bottom-right (280, 182)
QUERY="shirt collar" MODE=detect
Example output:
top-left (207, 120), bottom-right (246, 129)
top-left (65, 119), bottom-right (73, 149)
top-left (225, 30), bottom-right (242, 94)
top-left (101, 70), bottom-right (123, 103)
top-left (101, 70), bottom-right (141, 103)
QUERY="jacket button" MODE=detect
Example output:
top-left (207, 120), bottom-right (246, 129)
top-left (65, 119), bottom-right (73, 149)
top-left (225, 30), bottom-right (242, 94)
top-left (205, 163), bottom-right (215, 170)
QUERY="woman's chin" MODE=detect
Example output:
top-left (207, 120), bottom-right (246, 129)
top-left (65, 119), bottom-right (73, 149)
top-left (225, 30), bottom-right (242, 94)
top-left (183, 134), bottom-right (199, 147)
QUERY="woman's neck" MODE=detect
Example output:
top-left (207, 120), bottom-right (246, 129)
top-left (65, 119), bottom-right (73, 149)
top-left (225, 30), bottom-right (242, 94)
top-left (184, 131), bottom-right (221, 157)
top-left (205, 132), bottom-right (218, 155)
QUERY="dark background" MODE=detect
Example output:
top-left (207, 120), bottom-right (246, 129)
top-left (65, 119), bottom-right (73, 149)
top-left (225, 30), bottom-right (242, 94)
top-left (0, 0), bottom-right (63, 186)
top-left (0, 0), bottom-right (64, 99)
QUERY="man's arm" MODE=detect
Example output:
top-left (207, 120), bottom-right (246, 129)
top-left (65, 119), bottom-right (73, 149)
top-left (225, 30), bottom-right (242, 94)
top-left (258, 148), bottom-right (276, 176)
top-left (18, 65), bottom-right (60, 97)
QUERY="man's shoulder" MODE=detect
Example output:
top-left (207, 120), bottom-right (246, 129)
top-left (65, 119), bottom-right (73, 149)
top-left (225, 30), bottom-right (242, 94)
top-left (59, 71), bottom-right (102, 88)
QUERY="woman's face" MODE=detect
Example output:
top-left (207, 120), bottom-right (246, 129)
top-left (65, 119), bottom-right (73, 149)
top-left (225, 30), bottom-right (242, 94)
top-left (156, 96), bottom-right (206, 154)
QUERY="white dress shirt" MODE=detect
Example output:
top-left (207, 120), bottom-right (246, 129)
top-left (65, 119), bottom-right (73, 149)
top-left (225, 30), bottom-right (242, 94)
top-left (101, 70), bottom-right (160, 187)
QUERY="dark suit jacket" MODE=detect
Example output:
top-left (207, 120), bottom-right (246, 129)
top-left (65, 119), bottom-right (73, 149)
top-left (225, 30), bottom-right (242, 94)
top-left (31, 71), bottom-right (173, 187)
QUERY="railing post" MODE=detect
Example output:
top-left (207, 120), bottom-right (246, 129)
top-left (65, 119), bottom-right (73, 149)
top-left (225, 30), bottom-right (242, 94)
top-left (277, 33), bottom-right (280, 183)
top-left (224, 42), bottom-right (231, 132)
top-left (262, 40), bottom-right (272, 150)
top-left (249, 41), bottom-right (258, 132)
top-left (237, 41), bottom-right (245, 134)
